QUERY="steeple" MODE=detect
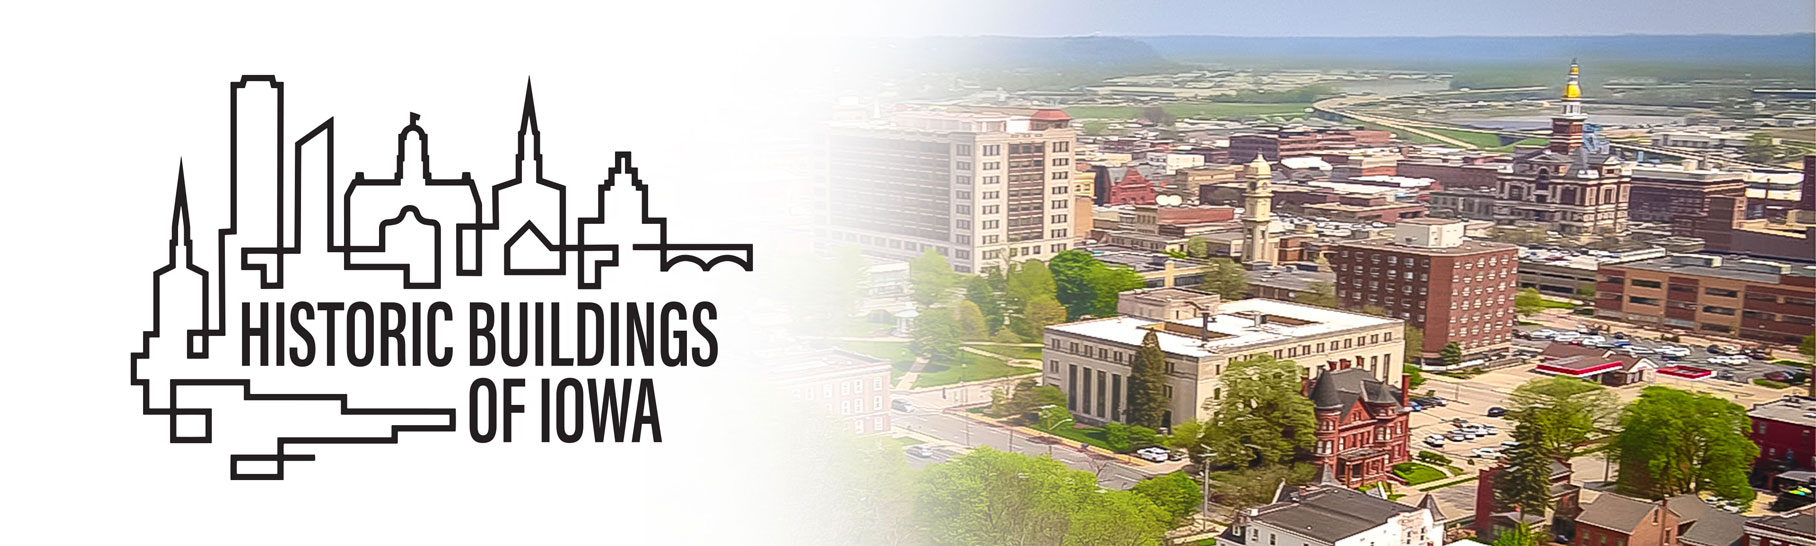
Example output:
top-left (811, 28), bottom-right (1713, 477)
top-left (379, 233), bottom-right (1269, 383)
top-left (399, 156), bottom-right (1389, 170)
top-left (517, 78), bottom-right (542, 182)
top-left (1549, 60), bottom-right (1587, 154)
top-left (397, 113), bottom-right (430, 182)
top-left (168, 161), bottom-right (195, 266)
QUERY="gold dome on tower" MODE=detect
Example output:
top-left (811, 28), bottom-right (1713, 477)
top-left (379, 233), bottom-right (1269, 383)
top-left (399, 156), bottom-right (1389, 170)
top-left (1563, 59), bottom-right (1582, 99)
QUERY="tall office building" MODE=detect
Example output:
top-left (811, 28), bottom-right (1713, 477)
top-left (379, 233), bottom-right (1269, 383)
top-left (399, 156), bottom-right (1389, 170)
top-left (825, 106), bottom-right (1080, 273)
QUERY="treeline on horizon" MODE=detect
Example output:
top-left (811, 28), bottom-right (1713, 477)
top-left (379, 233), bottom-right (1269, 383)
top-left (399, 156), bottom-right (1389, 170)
top-left (858, 34), bottom-right (1815, 93)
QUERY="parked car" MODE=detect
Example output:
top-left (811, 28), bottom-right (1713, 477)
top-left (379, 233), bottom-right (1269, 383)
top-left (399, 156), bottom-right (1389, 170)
top-left (1529, 329), bottom-right (1558, 340)
top-left (1168, 450), bottom-right (1187, 461)
top-left (892, 399), bottom-right (917, 412)
top-left (1136, 447), bottom-right (1170, 463)
top-left (1716, 371), bottom-right (1736, 381)
top-left (1657, 346), bottom-right (1691, 359)
top-left (1486, 406), bottom-right (1508, 417)
top-left (1744, 348), bottom-right (1772, 360)
top-left (1424, 435), bottom-right (1446, 447)
top-left (1483, 425), bottom-right (1499, 436)
top-left (1612, 332), bottom-right (1628, 340)
top-left (1710, 355), bottom-right (1747, 366)
top-left (1409, 402), bottom-right (1425, 412)
top-left (1708, 344), bottom-right (1742, 355)
top-left (1764, 371), bottom-right (1810, 384)
top-left (1446, 431), bottom-right (1469, 442)
top-left (1501, 440), bottom-right (1521, 448)
top-left (1472, 447), bottom-right (1503, 458)
top-left (905, 445), bottom-right (934, 459)
top-left (1618, 346), bottom-right (1654, 356)
top-left (1552, 332), bottom-right (1582, 342)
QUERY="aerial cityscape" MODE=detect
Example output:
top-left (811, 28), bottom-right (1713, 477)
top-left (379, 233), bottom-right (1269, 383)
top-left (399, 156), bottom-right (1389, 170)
top-left (772, 6), bottom-right (1816, 546)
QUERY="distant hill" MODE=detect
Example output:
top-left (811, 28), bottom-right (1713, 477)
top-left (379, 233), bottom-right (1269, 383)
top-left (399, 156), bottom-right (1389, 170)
top-left (1135, 34), bottom-right (1816, 68)
top-left (876, 35), bottom-right (1175, 72)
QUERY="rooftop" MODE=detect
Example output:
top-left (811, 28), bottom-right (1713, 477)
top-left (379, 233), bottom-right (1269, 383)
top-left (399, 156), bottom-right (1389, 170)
top-left (1046, 298), bottom-right (1399, 359)
top-left (771, 348), bottom-right (892, 384)
top-left (1247, 264), bottom-right (1336, 293)
top-left (1335, 236), bottom-right (1516, 256)
top-left (1607, 254), bottom-right (1816, 283)
top-left (1575, 492), bottom-right (1661, 532)
top-left (1749, 396), bottom-right (1816, 428)
top-left (1748, 505), bottom-right (1816, 539)
top-left (1246, 486), bottom-right (1424, 543)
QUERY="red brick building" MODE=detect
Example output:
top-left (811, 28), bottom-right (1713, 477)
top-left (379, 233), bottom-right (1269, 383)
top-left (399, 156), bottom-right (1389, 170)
top-left (1332, 218), bottom-right (1519, 365)
top-left (1628, 163), bottom-right (1749, 228)
top-left (1396, 159), bottom-right (1505, 191)
top-left (1230, 128), bottom-right (1365, 163)
top-left (1303, 366), bottom-right (1410, 487)
top-left (1103, 165), bottom-right (1160, 206)
top-left (1594, 254), bottom-right (1816, 345)
top-left (1749, 397), bottom-right (1816, 473)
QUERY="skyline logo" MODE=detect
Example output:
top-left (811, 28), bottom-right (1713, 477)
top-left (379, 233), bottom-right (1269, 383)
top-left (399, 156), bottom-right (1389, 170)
top-left (129, 76), bottom-right (752, 480)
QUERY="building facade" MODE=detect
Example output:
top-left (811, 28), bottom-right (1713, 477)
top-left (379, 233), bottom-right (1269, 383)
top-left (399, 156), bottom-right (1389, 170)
top-left (825, 106), bottom-right (1081, 273)
top-left (1042, 288), bottom-right (1403, 428)
top-left (1305, 366), bottom-right (1411, 487)
top-left (1230, 482), bottom-right (1443, 546)
top-left (1333, 219), bottom-right (1519, 365)
top-left (1749, 397), bottom-right (1816, 472)
top-left (1595, 254), bottom-right (1816, 344)
top-left (1242, 156), bottom-right (1280, 268)
top-left (774, 348), bottom-right (895, 435)
top-left (1628, 162), bottom-right (1749, 227)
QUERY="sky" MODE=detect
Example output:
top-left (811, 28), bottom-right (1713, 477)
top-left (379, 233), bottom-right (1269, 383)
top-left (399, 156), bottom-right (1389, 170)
top-left (836, 0), bottom-right (1816, 37)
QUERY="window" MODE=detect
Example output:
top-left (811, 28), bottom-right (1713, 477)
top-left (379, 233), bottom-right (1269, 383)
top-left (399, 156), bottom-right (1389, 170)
top-left (1631, 279), bottom-right (1662, 289)
top-left (1052, 141), bottom-right (1070, 153)
top-left (955, 144), bottom-right (972, 156)
top-left (956, 161), bottom-right (972, 171)
top-left (983, 175), bottom-right (1000, 185)
top-left (1051, 158), bottom-right (1070, 166)
top-left (982, 144), bottom-right (1001, 156)
top-left (1051, 171), bottom-right (1069, 180)
top-left (1704, 287), bottom-right (1739, 298)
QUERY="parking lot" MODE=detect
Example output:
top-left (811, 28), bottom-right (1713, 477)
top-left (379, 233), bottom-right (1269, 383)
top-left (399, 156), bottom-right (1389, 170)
top-left (1513, 324), bottom-right (1806, 385)
top-left (1403, 384), bottom-right (1517, 467)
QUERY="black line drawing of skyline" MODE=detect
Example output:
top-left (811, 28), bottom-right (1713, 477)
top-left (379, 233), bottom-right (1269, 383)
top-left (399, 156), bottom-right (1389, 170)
top-left (129, 75), bottom-right (754, 479)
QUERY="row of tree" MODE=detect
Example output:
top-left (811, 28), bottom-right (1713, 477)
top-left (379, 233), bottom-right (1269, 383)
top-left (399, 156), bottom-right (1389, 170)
top-left (1491, 377), bottom-right (1760, 523)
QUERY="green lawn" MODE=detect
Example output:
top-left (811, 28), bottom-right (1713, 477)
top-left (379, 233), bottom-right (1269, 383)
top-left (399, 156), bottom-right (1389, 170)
top-left (1420, 127), bottom-right (1511, 148)
top-left (1487, 137), bottom-right (1550, 152)
top-left (968, 343), bottom-right (1043, 361)
top-left (1065, 102), bottom-right (1314, 121)
top-left (1755, 378), bottom-right (1792, 389)
top-left (1033, 423), bottom-right (1115, 451)
top-left (892, 436), bottom-right (924, 447)
top-left (1537, 299), bottom-right (1578, 310)
top-left (1392, 462), bottom-right (1448, 485)
top-left (913, 352), bottom-right (1040, 388)
top-left (1773, 359), bottom-right (1809, 369)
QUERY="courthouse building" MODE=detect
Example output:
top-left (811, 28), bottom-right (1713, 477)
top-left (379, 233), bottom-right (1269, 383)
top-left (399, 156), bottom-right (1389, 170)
top-left (1042, 288), bottom-right (1403, 427)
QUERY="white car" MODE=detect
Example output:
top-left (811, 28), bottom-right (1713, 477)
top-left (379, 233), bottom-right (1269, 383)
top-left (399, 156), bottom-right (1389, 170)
top-left (1552, 332), bottom-right (1582, 342)
top-left (1579, 335), bottom-right (1608, 346)
top-left (1424, 435), bottom-right (1446, 447)
top-left (1483, 425), bottom-right (1499, 436)
top-left (1136, 447), bottom-right (1170, 463)
top-left (1618, 346), bottom-right (1655, 356)
top-left (1472, 447), bottom-right (1504, 459)
top-left (1530, 329), bottom-right (1558, 340)
top-left (1710, 355), bottom-right (1747, 366)
top-left (905, 445), bottom-right (934, 459)
top-left (1657, 346), bottom-right (1691, 358)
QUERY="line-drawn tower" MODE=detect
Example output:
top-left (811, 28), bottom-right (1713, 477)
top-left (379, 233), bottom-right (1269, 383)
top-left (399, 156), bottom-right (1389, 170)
top-left (339, 113), bottom-right (483, 288)
top-left (486, 79), bottom-right (567, 275)
top-left (130, 164), bottom-right (214, 441)
top-left (1240, 155), bottom-right (1277, 269)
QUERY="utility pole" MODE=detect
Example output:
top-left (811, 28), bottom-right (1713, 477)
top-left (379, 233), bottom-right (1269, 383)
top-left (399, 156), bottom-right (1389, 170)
top-left (1201, 462), bottom-right (1213, 532)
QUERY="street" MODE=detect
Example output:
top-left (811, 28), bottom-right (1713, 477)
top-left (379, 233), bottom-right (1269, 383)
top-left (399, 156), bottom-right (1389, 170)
top-left (894, 407), bottom-right (1166, 490)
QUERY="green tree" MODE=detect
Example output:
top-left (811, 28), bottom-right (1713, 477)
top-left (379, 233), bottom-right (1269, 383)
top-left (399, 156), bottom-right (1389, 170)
top-left (1004, 259), bottom-right (1056, 310)
top-left (1202, 356), bottom-right (1316, 467)
top-left (1574, 283), bottom-right (1597, 302)
top-left (1105, 422), bottom-right (1134, 453)
top-left (910, 308), bottom-right (962, 363)
top-left (1186, 236), bottom-right (1209, 258)
top-left (1505, 376), bottom-right (1618, 459)
top-left (1441, 342), bottom-right (1464, 367)
top-left (1403, 364), bottom-right (1426, 389)
top-left (1087, 264), bottom-right (1147, 318)
top-left (1049, 250), bottom-right (1146, 319)
top-left (955, 300), bottom-right (989, 341)
top-left (1139, 106), bottom-right (1176, 127)
top-left (1208, 463), bottom-right (1319, 510)
top-left (1492, 520), bottom-right (1539, 546)
top-left (1800, 333), bottom-right (1815, 365)
top-left (1515, 287), bottom-right (1546, 317)
top-left (1012, 295), bottom-right (1069, 341)
top-left (964, 276), bottom-right (1005, 334)
top-left (1039, 406), bottom-right (1075, 430)
top-left (1126, 330), bottom-right (1171, 429)
top-left (1294, 282), bottom-right (1338, 308)
top-left (1494, 421), bottom-right (1556, 516)
top-left (909, 248), bottom-right (959, 307)
top-left (1165, 420), bottom-right (1205, 451)
top-left (1050, 250), bottom-right (1101, 319)
top-left (1608, 387), bottom-right (1759, 507)
top-left (1132, 473), bottom-right (1203, 526)
top-left (995, 379), bottom-right (1066, 420)
top-left (1404, 326), bottom-right (1425, 366)
top-left (1200, 257), bottom-right (1248, 300)
top-left (915, 448), bottom-right (1170, 546)
top-left (1744, 132), bottom-right (1777, 163)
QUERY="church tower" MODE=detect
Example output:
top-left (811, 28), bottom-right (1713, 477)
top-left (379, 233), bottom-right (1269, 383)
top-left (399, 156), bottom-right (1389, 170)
top-left (1240, 155), bottom-right (1277, 269)
top-left (1548, 60), bottom-right (1586, 154)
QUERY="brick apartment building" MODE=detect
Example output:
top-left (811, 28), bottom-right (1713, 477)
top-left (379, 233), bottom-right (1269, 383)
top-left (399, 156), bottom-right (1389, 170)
top-left (1749, 397), bottom-right (1816, 473)
top-left (1683, 195), bottom-right (1816, 263)
top-left (1229, 128), bottom-right (1381, 163)
top-left (1333, 218), bottom-right (1519, 365)
top-left (1594, 254), bottom-right (1816, 345)
top-left (1396, 158), bottom-right (1504, 191)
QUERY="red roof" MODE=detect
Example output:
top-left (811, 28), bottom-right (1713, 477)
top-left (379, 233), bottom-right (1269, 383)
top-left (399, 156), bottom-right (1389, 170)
top-left (1031, 109), bottom-right (1072, 122)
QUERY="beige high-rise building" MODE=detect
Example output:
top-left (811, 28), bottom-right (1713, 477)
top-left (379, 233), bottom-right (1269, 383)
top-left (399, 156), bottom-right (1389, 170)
top-left (1241, 156), bottom-right (1278, 268)
top-left (825, 106), bottom-right (1082, 273)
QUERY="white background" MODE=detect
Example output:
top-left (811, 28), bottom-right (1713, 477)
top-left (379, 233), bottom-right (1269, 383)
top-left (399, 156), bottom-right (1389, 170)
top-left (0, 2), bottom-right (874, 543)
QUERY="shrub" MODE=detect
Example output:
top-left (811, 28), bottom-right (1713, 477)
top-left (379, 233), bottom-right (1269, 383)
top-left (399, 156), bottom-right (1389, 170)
top-left (1417, 450), bottom-right (1452, 465)
top-left (1755, 378), bottom-right (1792, 389)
